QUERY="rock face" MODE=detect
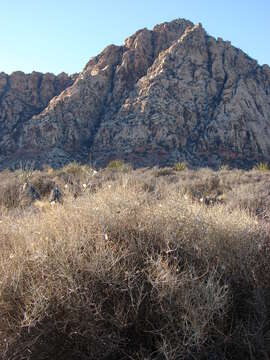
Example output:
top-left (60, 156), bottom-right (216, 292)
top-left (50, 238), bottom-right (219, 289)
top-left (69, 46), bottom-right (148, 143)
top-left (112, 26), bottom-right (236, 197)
top-left (0, 71), bottom-right (75, 164)
top-left (1, 19), bottom-right (270, 168)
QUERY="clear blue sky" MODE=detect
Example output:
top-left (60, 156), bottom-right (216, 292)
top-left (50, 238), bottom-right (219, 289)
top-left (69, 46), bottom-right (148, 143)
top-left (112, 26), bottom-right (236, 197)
top-left (1, 0), bottom-right (269, 75)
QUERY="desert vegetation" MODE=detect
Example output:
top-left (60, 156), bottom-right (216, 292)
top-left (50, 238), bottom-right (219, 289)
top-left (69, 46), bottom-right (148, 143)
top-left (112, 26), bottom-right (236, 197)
top-left (0, 163), bottom-right (270, 359)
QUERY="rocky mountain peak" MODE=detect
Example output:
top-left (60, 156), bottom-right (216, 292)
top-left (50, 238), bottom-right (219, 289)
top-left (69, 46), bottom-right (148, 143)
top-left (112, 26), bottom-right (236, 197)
top-left (0, 19), bottom-right (270, 169)
top-left (153, 18), bottom-right (194, 36)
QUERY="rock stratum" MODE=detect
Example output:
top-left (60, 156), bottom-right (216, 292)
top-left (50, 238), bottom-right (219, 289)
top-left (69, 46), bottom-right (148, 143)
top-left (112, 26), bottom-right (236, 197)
top-left (1, 19), bottom-right (270, 168)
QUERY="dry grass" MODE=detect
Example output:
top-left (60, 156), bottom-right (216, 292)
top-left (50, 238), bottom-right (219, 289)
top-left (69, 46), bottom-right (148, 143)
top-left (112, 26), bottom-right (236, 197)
top-left (0, 166), bottom-right (270, 359)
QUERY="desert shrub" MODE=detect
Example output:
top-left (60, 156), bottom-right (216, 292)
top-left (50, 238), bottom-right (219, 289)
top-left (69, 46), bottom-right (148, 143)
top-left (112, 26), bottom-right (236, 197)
top-left (0, 174), bottom-right (270, 359)
top-left (31, 174), bottom-right (55, 197)
top-left (254, 162), bottom-right (270, 171)
top-left (55, 162), bottom-right (98, 198)
top-left (219, 164), bottom-right (230, 171)
top-left (61, 161), bottom-right (82, 175)
top-left (107, 159), bottom-right (126, 169)
top-left (57, 161), bottom-right (87, 182)
top-left (17, 161), bottom-right (35, 183)
top-left (155, 167), bottom-right (175, 177)
top-left (0, 169), bottom-right (56, 209)
top-left (106, 160), bottom-right (132, 173)
top-left (226, 181), bottom-right (270, 216)
top-left (0, 166), bottom-right (38, 209)
top-left (181, 169), bottom-right (222, 199)
top-left (0, 179), bottom-right (21, 208)
top-left (174, 161), bottom-right (187, 171)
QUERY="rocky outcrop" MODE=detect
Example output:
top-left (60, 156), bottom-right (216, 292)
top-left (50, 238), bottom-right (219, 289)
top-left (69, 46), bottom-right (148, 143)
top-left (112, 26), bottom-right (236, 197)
top-left (1, 19), bottom-right (270, 168)
top-left (0, 71), bottom-right (75, 163)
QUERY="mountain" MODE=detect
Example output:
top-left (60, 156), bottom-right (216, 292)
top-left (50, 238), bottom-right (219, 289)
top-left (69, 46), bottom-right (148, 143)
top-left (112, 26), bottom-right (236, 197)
top-left (1, 19), bottom-right (270, 169)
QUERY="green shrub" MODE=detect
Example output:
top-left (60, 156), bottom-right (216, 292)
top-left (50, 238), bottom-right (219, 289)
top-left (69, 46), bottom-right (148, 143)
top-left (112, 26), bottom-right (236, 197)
top-left (219, 164), bottom-right (230, 171)
top-left (107, 159), bottom-right (131, 173)
top-left (254, 162), bottom-right (270, 171)
top-left (57, 162), bottom-right (95, 186)
top-left (174, 162), bottom-right (187, 171)
top-left (17, 161), bottom-right (35, 184)
top-left (107, 159), bottom-right (125, 169)
top-left (61, 161), bottom-right (82, 176)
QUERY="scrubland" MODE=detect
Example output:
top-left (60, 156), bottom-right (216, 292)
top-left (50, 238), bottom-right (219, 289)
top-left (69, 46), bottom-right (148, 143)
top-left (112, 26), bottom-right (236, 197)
top-left (0, 162), bottom-right (270, 359)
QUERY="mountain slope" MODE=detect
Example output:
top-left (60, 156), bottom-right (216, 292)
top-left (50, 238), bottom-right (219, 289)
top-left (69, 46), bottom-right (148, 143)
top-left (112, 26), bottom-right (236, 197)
top-left (0, 71), bottom-right (75, 164)
top-left (1, 19), bottom-right (270, 168)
